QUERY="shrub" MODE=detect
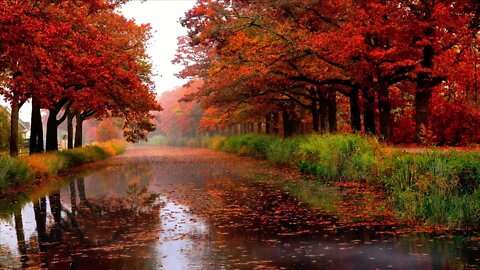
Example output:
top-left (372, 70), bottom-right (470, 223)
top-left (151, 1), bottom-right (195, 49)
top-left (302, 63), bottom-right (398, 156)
top-left (0, 156), bottom-right (31, 190)
top-left (0, 140), bottom-right (127, 193)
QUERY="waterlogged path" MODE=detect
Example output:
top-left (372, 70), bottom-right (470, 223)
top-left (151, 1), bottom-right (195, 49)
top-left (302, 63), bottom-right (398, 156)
top-left (0, 146), bottom-right (479, 269)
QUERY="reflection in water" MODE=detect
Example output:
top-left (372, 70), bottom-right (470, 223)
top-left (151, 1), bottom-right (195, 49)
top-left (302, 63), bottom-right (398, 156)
top-left (0, 148), bottom-right (479, 269)
top-left (14, 209), bottom-right (29, 268)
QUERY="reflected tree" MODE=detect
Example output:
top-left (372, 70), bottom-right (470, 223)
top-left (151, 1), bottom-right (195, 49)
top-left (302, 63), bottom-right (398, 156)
top-left (14, 209), bottom-right (29, 268)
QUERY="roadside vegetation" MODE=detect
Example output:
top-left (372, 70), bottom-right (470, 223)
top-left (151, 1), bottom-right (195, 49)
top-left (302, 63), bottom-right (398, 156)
top-left (0, 140), bottom-right (126, 193)
top-left (145, 134), bottom-right (480, 228)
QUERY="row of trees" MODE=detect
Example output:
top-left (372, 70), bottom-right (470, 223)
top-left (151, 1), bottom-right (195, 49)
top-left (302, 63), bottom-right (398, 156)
top-left (0, 0), bottom-right (160, 156)
top-left (175, 0), bottom-right (480, 144)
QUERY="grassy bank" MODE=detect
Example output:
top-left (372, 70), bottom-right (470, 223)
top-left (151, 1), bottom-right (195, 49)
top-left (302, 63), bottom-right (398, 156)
top-left (0, 140), bottom-right (126, 193)
top-left (148, 134), bottom-right (480, 228)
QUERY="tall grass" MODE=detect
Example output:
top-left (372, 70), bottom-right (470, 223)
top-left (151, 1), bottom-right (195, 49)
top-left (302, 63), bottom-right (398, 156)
top-left (0, 140), bottom-right (126, 193)
top-left (151, 134), bottom-right (480, 227)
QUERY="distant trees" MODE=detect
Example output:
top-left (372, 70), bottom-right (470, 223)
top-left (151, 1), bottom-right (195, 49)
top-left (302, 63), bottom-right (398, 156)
top-left (155, 81), bottom-right (204, 137)
top-left (176, 0), bottom-right (480, 145)
top-left (0, 0), bottom-right (160, 156)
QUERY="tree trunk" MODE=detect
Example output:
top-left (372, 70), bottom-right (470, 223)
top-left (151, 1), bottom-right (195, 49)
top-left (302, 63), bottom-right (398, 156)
top-left (29, 97), bottom-right (44, 154)
top-left (46, 99), bottom-right (71, 151)
top-left (319, 93), bottom-right (328, 133)
top-left (282, 110), bottom-right (292, 137)
top-left (349, 88), bottom-right (361, 132)
top-left (257, 122), bottom-right (262, 134)
top-left (378, 85), bottom-right (392, 142)
top-left (311, 99), bottom-right (320, 132)
top-left (415, 43), bottom-right (435, 140)
top-left (248, 122), bottom-right (254, 134)
top-left (74, 112), bottom-right (83, 148)
top-left (10, 100), bottom-right (20, 156)
top-left (328, 89), bottom-right (337, 133)
top-left (362, 88), bottom-right (376, 135)
top-left (46, 109), bottom-right (59, 152)
top-left (265, 115), bottom-right (271, 134)
top-left (67, 111), bottom-right (74, 149)
top-left (272, 113), bottom-right (280, 135)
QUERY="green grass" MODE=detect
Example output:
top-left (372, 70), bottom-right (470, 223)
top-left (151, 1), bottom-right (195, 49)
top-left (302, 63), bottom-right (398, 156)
top-left (151, 134), bottom-right (480, 228)
top-left (0, 140), bottom-right (126, 194)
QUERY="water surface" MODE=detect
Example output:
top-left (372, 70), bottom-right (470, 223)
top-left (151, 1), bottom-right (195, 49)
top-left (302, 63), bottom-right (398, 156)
top-left (0, 146), bottom-right (479, 269)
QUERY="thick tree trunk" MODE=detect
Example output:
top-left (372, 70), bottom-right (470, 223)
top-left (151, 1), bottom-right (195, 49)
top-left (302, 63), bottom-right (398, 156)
top-left (46, 99), bottom-right (71, 151)
top-left (378, 86), bottom-right (392, 142)
top-left (67, 111), bottom-right (74, 149)
top-left (282, 110), bottom-right (292, 137)
top-left (311, 100), bottom-right (320, 132)
top-left (10, 100), bottom-right (20, 156)
top-left (415, 43), bottom-right (435, 141)
top-left (29, 97), bottom-right (44, 154)
top-left (328, 90), bottom-right (337, 133)
top-left (74, 112), bottom-right (83, 148)
top-left (282, 110), bottom-right (301, 137)
top-left (257, 122), bottom-right (262, 134)
top-left (349, 88), bottom-right (362, 132)
top-left (46, 109), bottom-right (59, 152)
top-left (362, 88), bottom-right (376, 135)
top-left (415, 90), bottom-right (432, 135)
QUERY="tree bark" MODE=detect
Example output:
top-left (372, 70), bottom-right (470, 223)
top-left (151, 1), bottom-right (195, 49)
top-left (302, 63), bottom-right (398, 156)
top-left (282, 110), bottom-right (292, 137)
top-left (265, 115), bottom-right (271, 134)
top-left (319, 93), bottom-right (328, 133)
top-left (74, 111), bottom-right (83, 148)
top-left (29, 97), bottom-right (44, 154)
top-left (362, 88), bottom-right (376, 135)
top-left (10, 100), bottom-right (20, 156)
top-left (415, 42), bottom-right (435, 141)
top-left (349, 88), bottom-right (362, 133)
top-left (272, 113), bottom-right (280, 135)
top-left (46, 110), bottom-right (59, 152)
top-left (67, 111), bottom-right (74, 149)
top-left (46, 99), bottom-right (72, 151)
top-left (327, 89), bottom-right (337, 133)
top-left (257, 122), bottom-right (262, 134)
top-left (378, 84), bottom-right (392, 142)
top-left (311, 99), bottom-right (320, 132)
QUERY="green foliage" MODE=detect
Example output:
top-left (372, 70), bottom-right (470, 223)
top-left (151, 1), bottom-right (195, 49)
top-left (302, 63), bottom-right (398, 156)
top-left (382, 151), bottom-right (480, 226)
top-left (0, 107), bottom-right (10, 151)
top-left (0, 156), bottom-right (30, 190)
top-left (295, 135), bottom-right (380, 181)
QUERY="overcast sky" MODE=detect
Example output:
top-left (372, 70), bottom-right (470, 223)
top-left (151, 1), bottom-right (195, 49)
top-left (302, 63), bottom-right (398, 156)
top-left (120, 0), bottom-right (196, 94)
top-left (1, 0), bottom-right (196, 121)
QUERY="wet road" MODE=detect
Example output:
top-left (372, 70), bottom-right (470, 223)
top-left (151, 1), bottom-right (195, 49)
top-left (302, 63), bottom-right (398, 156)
top-left (0, 146), bottom-right (479, 269)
